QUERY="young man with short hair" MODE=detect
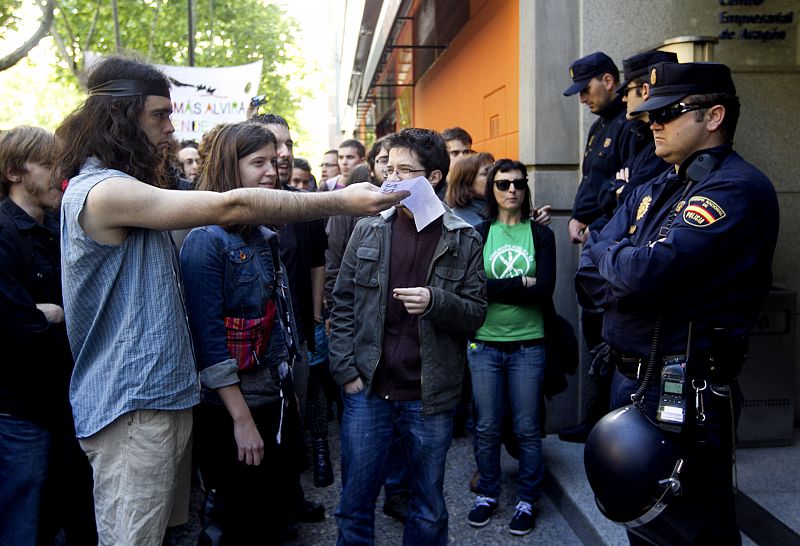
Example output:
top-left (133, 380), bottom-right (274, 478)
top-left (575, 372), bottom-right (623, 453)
top-left (442, 126), bottom-right (473, 163)
top-left (330, 127), bottom-right (487, 545)
top-left (0, 126), bottom-right (96, 546)
top-left (177, 140), bottom-right (200, 184)
top-left (291, 158), bottom-right (313, 191)
top-left (319, 149), bottom-right (340, 190)
top-left (337, 138), bottom-right (366, 179)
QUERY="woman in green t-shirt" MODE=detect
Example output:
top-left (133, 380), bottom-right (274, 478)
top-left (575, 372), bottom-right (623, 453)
top-left (466, 159), bottom-right (556, 537)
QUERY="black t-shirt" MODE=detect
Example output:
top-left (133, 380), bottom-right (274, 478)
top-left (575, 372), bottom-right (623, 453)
top-left (278, 218), bottom-right (327, 350)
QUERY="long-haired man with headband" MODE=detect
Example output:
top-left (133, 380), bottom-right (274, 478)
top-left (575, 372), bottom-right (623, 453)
top-left (56, 55), bottom-right (405, 546)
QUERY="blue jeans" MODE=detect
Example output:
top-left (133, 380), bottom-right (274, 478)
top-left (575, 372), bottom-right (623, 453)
top-left (336, 390), bottom-right (454, 546)
top-left (0, 413), bottom-right (51, 546)
top-left (469, 342), bottom-right (545, 504)
top-left (383, 431), bottom-right (410, 499)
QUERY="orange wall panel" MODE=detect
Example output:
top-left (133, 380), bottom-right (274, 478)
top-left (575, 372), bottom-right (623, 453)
top-left (414, 0), bottom-right (519, 159)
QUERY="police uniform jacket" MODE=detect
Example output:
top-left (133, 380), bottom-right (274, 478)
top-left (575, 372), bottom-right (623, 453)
top-left (575, 144), bottom-right (779, 359)
top-left (572, 95), bottom-right (637, 231)
top-left (597, 121), bottom-right (672, 218)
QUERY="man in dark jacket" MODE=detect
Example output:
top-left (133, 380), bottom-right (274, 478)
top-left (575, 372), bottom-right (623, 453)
top-left (0, 126), bottom-right (95, 546)
top-left (250, 112), bottom-right (330, 517)
top-left (329, 128), bottom-right (487, 545)
top-left (564, 52), bottom-right (636, 241)
top-left (577, 61), bottom-right (778, 544)
top-left (597, 50), bottom-right (675, 218)
top-left (561, 52), bottom-right (637, 442)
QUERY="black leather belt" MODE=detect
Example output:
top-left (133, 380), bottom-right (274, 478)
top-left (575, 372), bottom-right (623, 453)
top-left (613, 352), bottom-right (690, 381)
top-left (480, 338), bottom-right (544, 353)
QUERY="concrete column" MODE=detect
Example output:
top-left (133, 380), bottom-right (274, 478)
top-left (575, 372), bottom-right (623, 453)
top-left (519, 0), bottom-right (584, 431)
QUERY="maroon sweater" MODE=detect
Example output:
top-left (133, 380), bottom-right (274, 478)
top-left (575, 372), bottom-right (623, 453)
top-left (372, 211), bottom-right (443, 401)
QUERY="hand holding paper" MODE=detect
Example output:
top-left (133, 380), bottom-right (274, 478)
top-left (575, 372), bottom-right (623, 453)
top-left (379, 176), bottom-right (446, 231)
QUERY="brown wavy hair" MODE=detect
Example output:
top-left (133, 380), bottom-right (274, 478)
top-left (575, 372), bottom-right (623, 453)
top-left (197, 122), bottom-right (277, 193)
top-left (197, 122), bottom-right (277, 234)
top-left (445, 152), bottom-right (494, 208)
top-left (196, 123), bottom-right (231, 183)
top-left (55, 55), bottom-right (174, 188)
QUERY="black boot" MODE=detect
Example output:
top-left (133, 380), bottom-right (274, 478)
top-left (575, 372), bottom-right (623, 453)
top-left (312, 438), bottom-right (334, 487)
top-left (198, 488), bottom-right (225, 546)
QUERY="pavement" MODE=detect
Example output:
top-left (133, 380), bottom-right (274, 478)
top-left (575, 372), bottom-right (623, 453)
top-left (543, 427), bottom-right (800, 546)
top-left (164, 425), bottom-right (800, 545)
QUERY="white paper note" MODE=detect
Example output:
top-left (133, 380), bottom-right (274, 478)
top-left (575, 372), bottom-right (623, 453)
top-left (379, 176), bottom-right (446, 231)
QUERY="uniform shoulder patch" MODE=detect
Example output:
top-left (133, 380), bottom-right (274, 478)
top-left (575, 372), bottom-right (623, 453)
top-left (683, 195), bottom-right (726, 227)
top-left (636, 195), bottom-right (652, 221)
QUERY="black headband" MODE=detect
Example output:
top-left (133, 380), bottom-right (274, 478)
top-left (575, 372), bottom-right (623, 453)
top-left (88, 79), bottom-right (171, 98)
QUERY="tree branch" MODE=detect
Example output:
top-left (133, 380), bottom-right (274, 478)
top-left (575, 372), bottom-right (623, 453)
top-left (0, 0), bottom-right (55, 72)
top-left (111, 0), bottom-right (121, 53)
top-left (84, 0), bottom-right (102, 53)
top-left (147, 1), bottom-right (161, 60)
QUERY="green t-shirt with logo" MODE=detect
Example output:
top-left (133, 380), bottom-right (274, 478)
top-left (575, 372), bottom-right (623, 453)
top-left (475, 219), bottom-right (545, 342)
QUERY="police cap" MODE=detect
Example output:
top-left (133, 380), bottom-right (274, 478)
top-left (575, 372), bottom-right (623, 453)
top-left (630, 61), bottom-right (736, 114)
top-left (563, 52), bottom-right (618, 96)
top-left (616, 50), bottom-right (678, 94)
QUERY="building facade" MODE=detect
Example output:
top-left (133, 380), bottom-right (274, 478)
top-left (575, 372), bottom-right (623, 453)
top-left (332, 0), bottom-right (800, 428)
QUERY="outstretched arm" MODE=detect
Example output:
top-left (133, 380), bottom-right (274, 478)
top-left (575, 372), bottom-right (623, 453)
top-left (79, 178), bottom-right (407, 244)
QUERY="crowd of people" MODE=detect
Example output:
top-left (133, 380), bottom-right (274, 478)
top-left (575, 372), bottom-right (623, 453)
top-left (0, 43), bottom-right (778, 546)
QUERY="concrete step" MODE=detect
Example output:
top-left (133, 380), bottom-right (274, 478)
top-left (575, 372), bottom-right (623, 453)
top-left (543, 429), bottom-right (800, 546)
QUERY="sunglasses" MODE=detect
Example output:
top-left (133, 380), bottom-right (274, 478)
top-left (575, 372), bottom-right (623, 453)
top-left (650, 102), bottom-right (711, 125)
top-left (494, 179), bottom-right (528, 191)
top-left (622, 84), bottom-right (642, 97)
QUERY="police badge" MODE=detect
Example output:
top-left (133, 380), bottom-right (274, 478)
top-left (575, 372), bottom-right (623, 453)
top-left (636, 196), bottom-right (652, 221)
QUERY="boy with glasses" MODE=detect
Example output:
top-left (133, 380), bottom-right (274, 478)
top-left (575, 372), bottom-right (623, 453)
top-left (329, 128), bottom-right (487, 545)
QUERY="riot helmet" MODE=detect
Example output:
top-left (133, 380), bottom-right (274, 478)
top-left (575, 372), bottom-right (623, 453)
top-left (584, 405), bottom-right (684, 524)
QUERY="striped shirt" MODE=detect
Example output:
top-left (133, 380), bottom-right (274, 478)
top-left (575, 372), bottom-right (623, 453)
top-left (61, 158), bottom-right (200, 438)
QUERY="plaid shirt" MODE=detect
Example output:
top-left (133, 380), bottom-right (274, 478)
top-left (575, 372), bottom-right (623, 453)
top-left (61, 158), bottom-right (200, 438)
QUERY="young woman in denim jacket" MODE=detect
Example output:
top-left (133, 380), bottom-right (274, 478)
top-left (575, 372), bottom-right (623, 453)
top-left (180, 122), bottom-right (305, 545)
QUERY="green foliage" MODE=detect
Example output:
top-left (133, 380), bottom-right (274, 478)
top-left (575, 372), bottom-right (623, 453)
top-left (0, 0), bottom-right (23, 35)
top-left (52, 0), bottom-right (307, 127)
top-left (0, 52), bottom-right (83, 130)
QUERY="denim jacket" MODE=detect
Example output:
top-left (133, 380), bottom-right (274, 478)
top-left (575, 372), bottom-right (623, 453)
top-left (329, 207), bottom-right (487, 415)
top-left (180, 225), bottom-right (296, 407)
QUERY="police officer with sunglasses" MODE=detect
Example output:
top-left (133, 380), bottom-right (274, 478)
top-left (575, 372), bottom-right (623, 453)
top-left (576, 62), bottom-right (779, 544)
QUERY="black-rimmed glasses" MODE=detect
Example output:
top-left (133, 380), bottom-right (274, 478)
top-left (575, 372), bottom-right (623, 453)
top-left (494, 179), bottom-right (528, 191)
top-left (382, 166), bottom-right (427, 178)
top-left (650, 102), bottom-right (711, 125)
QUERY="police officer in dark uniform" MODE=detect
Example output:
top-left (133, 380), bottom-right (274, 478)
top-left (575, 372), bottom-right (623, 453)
top-left (561, 52), bottom-right (637, 442)
top-left (564, 51), bottom-right (636, 243)
top-left (577, 62), bottom-right (779, 544)
top-left (597, 50), bottom-right (676, 218)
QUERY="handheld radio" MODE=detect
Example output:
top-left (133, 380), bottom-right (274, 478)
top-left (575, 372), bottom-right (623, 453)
top-left (656, 357), bottom-right (687, 433)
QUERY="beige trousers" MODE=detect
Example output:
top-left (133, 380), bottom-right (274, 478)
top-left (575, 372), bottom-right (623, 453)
top-left (79, 408), bottom-right (193, 546)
